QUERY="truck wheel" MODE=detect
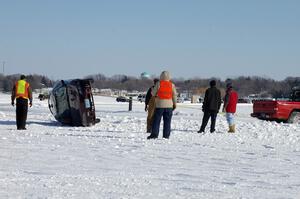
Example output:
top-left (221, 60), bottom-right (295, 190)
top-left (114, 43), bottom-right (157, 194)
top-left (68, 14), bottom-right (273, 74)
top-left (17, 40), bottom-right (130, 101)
top-left (287, 111), bottom-right (300, 124)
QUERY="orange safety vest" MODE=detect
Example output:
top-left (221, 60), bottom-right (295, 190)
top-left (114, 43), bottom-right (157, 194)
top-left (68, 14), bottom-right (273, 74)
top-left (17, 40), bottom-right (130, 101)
top-left (157, 80), bottom-right (172, 99)
top-left (15, 80), bottom-right (30, 99)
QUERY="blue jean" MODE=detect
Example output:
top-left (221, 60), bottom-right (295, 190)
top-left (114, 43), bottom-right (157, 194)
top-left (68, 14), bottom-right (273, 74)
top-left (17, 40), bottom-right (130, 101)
top-left (151, 108), bottom-right (173, 138)
top-left (226, 113), bottom-right (235, 126)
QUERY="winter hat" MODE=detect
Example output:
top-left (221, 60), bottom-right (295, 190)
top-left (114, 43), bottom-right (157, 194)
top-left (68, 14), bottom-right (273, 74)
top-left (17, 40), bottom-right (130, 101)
top-left (210, 80), bottom-right (216, 87)
top-left (20, 74), bottom-right (26, 80)
top-left (153, 78), bottom-right (159, 84)
top-left (160, 71), bottom-right (170, 81)
top-left (226, 82), bottom-right (233, 89)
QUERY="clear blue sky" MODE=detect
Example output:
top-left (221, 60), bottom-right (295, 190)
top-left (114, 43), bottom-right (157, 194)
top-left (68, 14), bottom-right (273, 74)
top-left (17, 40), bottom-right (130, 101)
top-left (0, 0), bottom-right (299, 80)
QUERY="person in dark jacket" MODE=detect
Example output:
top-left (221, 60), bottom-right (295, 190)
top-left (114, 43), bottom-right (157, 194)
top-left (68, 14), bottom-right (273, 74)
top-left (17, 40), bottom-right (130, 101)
top-left (198, 80), bottom-right (221, 133)
top-left (145, 78), bottom-right (159, 133)
top-left (11, 75), bottom-right (33, 130)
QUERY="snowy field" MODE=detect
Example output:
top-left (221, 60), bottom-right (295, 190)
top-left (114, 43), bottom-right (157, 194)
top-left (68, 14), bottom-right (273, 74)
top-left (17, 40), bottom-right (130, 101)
top-left (1, 93), bottom-right (300, 199)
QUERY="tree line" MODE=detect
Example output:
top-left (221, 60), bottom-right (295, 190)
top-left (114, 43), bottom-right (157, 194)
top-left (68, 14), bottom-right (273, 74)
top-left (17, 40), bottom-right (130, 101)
top-left (0, 74), bottom-right (53, 93)
top-left (1, 73), bottom-right (299, 98)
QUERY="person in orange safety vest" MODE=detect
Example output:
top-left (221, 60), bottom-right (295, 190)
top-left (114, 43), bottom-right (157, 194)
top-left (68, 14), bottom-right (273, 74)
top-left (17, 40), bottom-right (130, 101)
top-left (11, 75), bottom-right (33, 130)
top-left (147, 71), bottom-right (177, 139)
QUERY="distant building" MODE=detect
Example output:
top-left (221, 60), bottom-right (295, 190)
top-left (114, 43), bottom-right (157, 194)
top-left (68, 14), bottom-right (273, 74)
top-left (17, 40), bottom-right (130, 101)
top-left (96, 89), bottom-right (112, 96)
top-left (191, 95), bottom-right (202, 103)
top-left (140, 72), bottom-right (150, 79)
top-left (114, 90), bottom-right (128, 97)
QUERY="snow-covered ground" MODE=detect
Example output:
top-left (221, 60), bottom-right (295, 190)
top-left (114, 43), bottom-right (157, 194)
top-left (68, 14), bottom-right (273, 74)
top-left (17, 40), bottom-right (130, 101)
top-left (1, 93), bottom-right (300, 199)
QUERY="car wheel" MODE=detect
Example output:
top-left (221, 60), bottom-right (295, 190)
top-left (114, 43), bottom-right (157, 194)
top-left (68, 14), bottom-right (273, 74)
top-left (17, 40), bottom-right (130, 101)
top-left (287, 111), bottom-right (300, 124)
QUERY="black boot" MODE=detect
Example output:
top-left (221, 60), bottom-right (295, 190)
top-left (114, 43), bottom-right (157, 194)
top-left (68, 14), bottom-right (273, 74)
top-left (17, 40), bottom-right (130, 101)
top-left (197, 129), bottom-right (204, 133)
top-left (147, 134), bottom-right (158, 139)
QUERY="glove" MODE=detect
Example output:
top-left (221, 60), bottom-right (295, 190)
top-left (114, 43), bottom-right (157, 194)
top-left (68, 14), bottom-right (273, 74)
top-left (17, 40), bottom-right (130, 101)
top-left (29, 101), bottom-right (33, 107)
top-left (222, 107), bottom-right (225, 113)
top-left (11, 101), bottom-right (14, 106)
top-left (145, 105), bottom-right (148, 112)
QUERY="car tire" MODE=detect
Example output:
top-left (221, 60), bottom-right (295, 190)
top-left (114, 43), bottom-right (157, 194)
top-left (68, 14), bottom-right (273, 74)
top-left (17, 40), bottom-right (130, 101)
top-left (287, 111), bottom-right (300, 124)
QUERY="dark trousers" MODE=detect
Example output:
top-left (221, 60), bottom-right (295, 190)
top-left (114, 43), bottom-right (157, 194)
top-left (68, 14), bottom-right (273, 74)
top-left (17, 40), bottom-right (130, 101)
top-left (151, 108), bottom-right (173, 138)
top-left (16, 98), bottom-right (28, 129)
top-left (200, 111), bottom-right (218, 132)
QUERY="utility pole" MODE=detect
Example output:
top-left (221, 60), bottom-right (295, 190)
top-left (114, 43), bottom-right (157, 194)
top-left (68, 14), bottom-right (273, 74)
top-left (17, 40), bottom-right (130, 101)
top-left (2, 61), bottom-right (5, 75)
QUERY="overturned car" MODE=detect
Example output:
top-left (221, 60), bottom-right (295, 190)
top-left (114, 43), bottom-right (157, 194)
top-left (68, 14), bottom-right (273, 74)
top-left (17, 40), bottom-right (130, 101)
top-left (48, 79), bottom-right (100, 126)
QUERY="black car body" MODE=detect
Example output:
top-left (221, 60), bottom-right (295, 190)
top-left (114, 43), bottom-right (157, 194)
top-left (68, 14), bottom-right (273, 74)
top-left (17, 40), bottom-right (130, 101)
top-left (48, 79), bottom-right (100, 126)
top-left (38, 93), bottom-right (49, 101)
top-left (116, 96), bottom-right (130, 102)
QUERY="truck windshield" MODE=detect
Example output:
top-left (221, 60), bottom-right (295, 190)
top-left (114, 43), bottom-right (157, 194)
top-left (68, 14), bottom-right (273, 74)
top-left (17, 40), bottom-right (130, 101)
top-left (290, 90), bottom-right (300, 102)
top-left (294, 91), bottom-right (300, 101)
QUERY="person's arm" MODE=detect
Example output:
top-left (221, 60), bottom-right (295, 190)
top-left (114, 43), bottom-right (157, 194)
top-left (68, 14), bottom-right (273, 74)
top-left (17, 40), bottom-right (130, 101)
top-left (145, 88), bottom-right (152, 106)
top-left (28, 86), bottom-right (33, 107)
top-left (218, 90), bottom-right (222, 111)
top-left (11, 85), bottom-right (16, 106)
top-left (172, 84), bottom-right (177, 110)
top-left (202, 89), bottom-right (208, 112)
top-left (222, 91), bottom-right (229, 112)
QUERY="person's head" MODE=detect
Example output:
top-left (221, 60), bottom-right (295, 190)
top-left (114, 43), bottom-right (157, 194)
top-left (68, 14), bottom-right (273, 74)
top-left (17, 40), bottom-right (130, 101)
top-left (209, 80), bottom-right (216, 87)
top-left (20, 75), bottom-right (26, 80)
top-left (153, 78), bottom-right (159, 84)
top-left (226, 82), bottom-right (233, 89)
top-left (160, 71), bottom-right (170, 81)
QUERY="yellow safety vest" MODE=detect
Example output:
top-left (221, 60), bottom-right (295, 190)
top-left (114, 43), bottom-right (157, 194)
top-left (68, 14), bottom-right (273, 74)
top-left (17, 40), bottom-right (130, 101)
top-left (16, 80), bottom-right (29, 99)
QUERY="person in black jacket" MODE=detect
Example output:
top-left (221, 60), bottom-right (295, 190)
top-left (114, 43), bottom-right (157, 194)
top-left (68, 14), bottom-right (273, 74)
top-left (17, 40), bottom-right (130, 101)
top-left (198, 80), bottom-right (221, 133)
top-left (145, 78), bottom-right (159, 133)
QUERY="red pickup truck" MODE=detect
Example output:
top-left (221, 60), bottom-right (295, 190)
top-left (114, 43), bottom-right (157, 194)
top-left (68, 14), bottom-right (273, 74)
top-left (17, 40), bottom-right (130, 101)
top-left (251, 87), bottom-right (300, 123)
